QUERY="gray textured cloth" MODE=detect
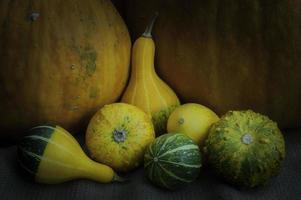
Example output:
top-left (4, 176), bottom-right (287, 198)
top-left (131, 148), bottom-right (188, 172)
top-left (0, 129), bottom-right (300, 200)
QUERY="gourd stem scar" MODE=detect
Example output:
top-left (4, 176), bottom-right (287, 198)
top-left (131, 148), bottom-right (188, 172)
top-left (113, 129), bottom-right (127, 143)
top-left (241, 133), bottom-right (253, 145)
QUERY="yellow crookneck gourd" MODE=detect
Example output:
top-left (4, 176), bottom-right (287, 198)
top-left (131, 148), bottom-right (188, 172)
top-left (17, 125), bottom-right (123, 184)
top-left (121, 13), bottom-right (180, 135)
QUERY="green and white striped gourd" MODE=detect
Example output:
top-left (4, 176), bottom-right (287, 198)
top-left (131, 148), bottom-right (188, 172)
top-left (144, 133), bottom-right (202, 189)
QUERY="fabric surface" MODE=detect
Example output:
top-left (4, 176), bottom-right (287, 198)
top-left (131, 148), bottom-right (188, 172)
top-left (0, 129), bottom-right (300, 200)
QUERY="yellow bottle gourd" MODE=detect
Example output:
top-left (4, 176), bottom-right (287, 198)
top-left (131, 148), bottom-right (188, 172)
top-left (17, 125), bottom-right (122, 184)
top-left (121, 13), bottom-right (180, 135)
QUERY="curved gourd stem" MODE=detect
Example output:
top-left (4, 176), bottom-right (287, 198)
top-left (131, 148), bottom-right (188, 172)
top-left (142, 12), bottom-right (159, 38)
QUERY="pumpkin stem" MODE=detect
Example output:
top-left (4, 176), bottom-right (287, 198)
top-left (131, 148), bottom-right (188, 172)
top-left (142, 12), bottom-right (159, 38)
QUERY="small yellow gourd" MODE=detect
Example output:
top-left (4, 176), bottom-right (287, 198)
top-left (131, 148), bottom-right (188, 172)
top-left (121, 13), bottom-right (180, 135)
top-left (167, 103), bottom-right (220, 146)
top-left (17, 125), bottom-right (122, 184)
top-left (86, 103), bottom-right (155, 172)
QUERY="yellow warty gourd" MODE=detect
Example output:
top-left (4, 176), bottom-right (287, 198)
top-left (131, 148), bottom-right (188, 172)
top-left (17, 125), bottom-right (122, 184)
top-left (86, 103), bottom-right (155, 172)
top-left (121, 14), bottom-right (180, 135)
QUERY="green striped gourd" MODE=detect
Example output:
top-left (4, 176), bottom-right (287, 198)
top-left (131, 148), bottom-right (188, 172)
top-left (204, 110), bottom-right (285, 188)
top-left (144, 133), bottom-right (202, 189)
top-left (17, 125), bottom-right (122, 184)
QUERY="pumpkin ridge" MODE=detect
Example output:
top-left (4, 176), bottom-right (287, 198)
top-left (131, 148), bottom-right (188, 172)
top-left (21, 148), bottom-right (78, 172)
top-left (31, 125), bottom-right (79, 147)
top-left (159, 160), bottom-right (202, 168)
top-left (141, 43), bottom-right (152, 115)
top-left (25, 135), bottom-right (75, 157)
top-left (157, 163), bottom-right (191, 183)
top-left (158, 171), bottom-right (172, 189)
top-left (158, 144), bottom-right (198, 158)
top-left (156, 133), bottom-right (178, 155)
top-left (18, 158), bottom-right (36, 175)
top-left (149, 67), bottom-right (168, 108)
top-left (130, 62), bottom-right (138, 104)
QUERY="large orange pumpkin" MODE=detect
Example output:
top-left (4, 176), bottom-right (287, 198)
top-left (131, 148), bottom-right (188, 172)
top-left (0, 0), bottom-right (131, 141)
top-left (124, 0), bottom-right (301, 129)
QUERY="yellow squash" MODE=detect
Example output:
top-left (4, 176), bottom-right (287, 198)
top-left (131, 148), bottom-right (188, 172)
top-left (86, 103), bottom-right (155, 172)
top-left (18, 125), bottom-right (122, 184)
top-left (167, 103), bottom-right (219, 146)
top-left (121, 14), bottom-right (180, 135)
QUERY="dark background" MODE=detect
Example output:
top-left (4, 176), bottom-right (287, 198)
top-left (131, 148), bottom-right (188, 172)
top-left (0, 1), bottom-right (300, 199)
